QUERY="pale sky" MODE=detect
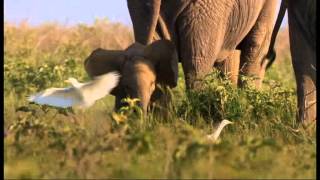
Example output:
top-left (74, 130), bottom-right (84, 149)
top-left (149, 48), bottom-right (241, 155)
top-left (4, 0), bottom-right (287, 27)
top-left (4, 0), bottom-right (132, 26)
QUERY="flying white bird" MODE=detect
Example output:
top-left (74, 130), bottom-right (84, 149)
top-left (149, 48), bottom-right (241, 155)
top-left (28, 72), bottom-right (120, 109)
top-left (207, 119), bottom-right (233, 142)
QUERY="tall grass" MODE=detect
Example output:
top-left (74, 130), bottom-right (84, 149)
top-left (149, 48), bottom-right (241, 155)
top-left (4, 21), bottom-right (316, 179)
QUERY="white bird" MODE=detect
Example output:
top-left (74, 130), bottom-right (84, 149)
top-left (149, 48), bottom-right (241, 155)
top-left (28, 72), bottom-right (120, 109)
top-left (206, 119), bottom-right (233, 142)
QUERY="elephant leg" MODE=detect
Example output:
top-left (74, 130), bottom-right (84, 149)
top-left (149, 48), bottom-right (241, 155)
top-left (214, 50), bottom-right (241, 86)
top-left (176, 17), bottom-right (217, 90)
top-left (287, 0), bottom-right (316, 124)
top-left (295, 73), bottom-right (316, 124)
top-left (238, 0), bottom-right (277, 89)
top-left (181, 55), bottom-right (215, 90)
top-left (127, 0), bottom-right (161, 45)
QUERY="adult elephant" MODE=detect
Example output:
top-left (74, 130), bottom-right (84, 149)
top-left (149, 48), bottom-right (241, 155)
top-left (267, 0), bottom-right (316, 125)
top-left (127, 0), bottom-right (279, 89)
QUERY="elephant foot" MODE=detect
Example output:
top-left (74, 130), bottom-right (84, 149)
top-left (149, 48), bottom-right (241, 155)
top-left (184, 68), bottom-right (212, 91)
top-left (238, 59), bottom-right (264, 89)
top-left (238, 74), bottom-right (263, 89)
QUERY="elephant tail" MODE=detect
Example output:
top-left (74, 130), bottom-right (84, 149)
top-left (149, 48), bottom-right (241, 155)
top-left (264, 0), bottom-right (288, 69)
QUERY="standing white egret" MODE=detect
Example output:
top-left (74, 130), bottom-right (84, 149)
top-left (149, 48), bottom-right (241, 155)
top-left (206, 119), bottom-right (233, 142)
top-left (28, 72), bottom-right (120, 109)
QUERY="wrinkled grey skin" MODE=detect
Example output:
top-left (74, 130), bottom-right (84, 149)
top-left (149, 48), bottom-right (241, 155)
top-left (127, 0), bottom-right (278, 89)
top-left (271, 0), bottom-right (316, 124)
top-left (84, 40), bottom-right (178, 113)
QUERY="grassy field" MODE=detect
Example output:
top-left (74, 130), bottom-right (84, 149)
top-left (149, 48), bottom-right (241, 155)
top-left (4, 20), bottom-right (316, 179)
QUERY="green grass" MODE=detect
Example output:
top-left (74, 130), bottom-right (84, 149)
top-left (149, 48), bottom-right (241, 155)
top-left (4, 22), bottom-right (316, 179)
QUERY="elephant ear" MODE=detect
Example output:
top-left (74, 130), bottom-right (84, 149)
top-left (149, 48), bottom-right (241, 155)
top-left (84, 48), bottom-right (126, 95)
top-left (144, 40), bottom-right (178, 88)
top-left (124, 42), bottom-right (146, 57)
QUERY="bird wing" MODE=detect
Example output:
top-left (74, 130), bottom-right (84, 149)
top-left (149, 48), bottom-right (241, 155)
top-left (28, 87), bottom-right (82, 108)
top-left (79, 72), bottom-right (120, 103)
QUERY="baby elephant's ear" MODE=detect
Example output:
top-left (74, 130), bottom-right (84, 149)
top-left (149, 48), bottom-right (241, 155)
top-left (84, 48), bottom-right (126, 78)
top-left (84, 48), bottom-right (126, 95)
top-left (144, 40), bottom-right (178, 88)
top-left (125, 42), bottom-right (146, 57)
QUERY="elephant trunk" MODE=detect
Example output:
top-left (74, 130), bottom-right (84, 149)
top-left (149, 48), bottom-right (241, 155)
top-left (127, 0), bottom-right (161, 44)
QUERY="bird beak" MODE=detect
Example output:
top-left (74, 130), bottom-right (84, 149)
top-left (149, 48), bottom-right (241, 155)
top-left (64, 80), bottom-right (70, 83)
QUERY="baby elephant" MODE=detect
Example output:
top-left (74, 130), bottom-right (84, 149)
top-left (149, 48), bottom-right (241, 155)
top-left (84, 40), bottom-right (178, 113)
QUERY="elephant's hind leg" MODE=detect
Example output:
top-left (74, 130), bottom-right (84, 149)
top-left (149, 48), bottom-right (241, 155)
top-left (288, 0), bottom-right (316, 124)
top-left (293, 65), bottom-right (316, 124)
top-left (214, 50), bottom-right (241, 86)
top-left (238, 0), bottom-right (277, 89)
